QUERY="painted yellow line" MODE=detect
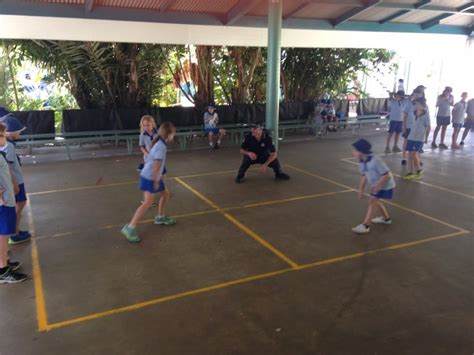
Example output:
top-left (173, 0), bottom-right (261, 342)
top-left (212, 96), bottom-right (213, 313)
top-left (243, 190), bottom-right (353, 208)
top-left (298, 230), bottom-right (469, 271)
top-left (286, 164), bottom-right (355, 191)
top-left (43, 228), bottom-right (470, 332)
top-left (33, 232), bottom-right (73, 242)
top-left (26, 200), bottom-right (49, 332)
top-left (26, 169), bottom-right (238, 197)
top-left (175, 177), bottom-right (299, 269)
top-left (288, 164), bottom-right (469, 233)
top-left (340, 157), bottom-right (474, 200)
top-left (45, 267), bottom-right (293, 331)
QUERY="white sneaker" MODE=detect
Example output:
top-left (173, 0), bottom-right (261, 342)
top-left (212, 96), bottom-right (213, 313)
top-left (371, 216), bottom-right (392, 225)
top-left (352, 224), bottom-right (370, 234)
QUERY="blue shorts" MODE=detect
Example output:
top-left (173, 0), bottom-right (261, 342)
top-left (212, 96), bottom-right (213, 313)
top-left (0, 205), bottom-right (17, 236)
top-left (402, 128), bottom-right (411, 139)
top-left (406, 140), bottom-right (424, 152)
top-left (205, 128), bottom-right (220, 135)
top-left (388, 121), bottom-right (403, 133)
top-left (463, 119), bottom-right (474, 129)
top-left (15, 183), bottom-right (27, 203)
top-left (371, 189), bottom-right (393, 200)
top-left (436, 116), bottom-right (450, 126)
top-left (453, 122), bottom-right (463, 129)
top-left (139, 177), bottom-right (165, 193)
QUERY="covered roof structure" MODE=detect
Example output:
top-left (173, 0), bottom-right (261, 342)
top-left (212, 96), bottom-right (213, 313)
top-left (1, 0), bottom-right (473, 48)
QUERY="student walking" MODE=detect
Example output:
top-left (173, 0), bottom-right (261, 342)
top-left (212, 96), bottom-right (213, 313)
top-left (432, 87), bottom-right (454, 149)
top-left (121, 122), bottom-right (177, 243)
top-left (137, 115), bottom-right (158, 171)
top-left (351, 139), bottom-right (395, 235)
top-left (460, 98), bottom-right (474, 146)
top-left (385, 90), bottom-right (405, 154)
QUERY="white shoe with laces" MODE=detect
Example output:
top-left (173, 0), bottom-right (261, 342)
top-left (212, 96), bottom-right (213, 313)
top-left (352, 224), bottom-right (370, 234)
top-left (371, 216), bottom-right (392, 225)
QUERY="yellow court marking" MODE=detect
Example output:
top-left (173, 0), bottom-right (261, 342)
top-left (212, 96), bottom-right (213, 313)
top-left (27, 169), bottom-right (238, 197)
top-left (287, 164), bottom-right (469, 233)
top-left (26, 200), bottom-right (49, 332)
top-left (340, 157), bottom-right (474, 200)
top-left (175, 177), bottom-right (299, 269)
top-left (42, 228), bottom-right (469, 332)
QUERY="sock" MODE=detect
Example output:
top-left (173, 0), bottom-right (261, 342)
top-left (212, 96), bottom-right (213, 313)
top-left (158, 215), bottom-right (164, 219)
top-left (217, 140), bottom-right (221, 145)
top-left (210, 143), bottom-right (214, 147)
top-left (0, 266), bottom-right (9, 275)
top-left (363, 224), bottom-right (369, 228)
top-left (384, 217), bottom-right (391, 221)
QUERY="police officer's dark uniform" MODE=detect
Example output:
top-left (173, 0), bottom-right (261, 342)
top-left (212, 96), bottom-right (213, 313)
top-left (235, 124), bottom-right (290, 183)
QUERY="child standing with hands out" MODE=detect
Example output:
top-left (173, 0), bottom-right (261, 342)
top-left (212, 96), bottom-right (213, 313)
top-left (0, 114), bottom-right (31, 245)
top-left (137, 115), bottom-right (158, 171)
top-left (352, 139), bottom-right (396, 235)
top-left (0, 123), bottom-right (27, 283)
top-left (122, 122), bottom-right (177, 243)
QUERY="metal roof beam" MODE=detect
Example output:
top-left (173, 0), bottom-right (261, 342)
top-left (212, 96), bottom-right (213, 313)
top-left (378, 0), bottom-right (430, 23)
top-left (333, 0), bottom-right (382, 26)
top-left (225, 0), bottom-right (262, 25)
top-left (84, 0), bottom-right (94, 12)
top-left (458, 2), bottom-right (474, 13)
top-left (159, 0), bottom-right (175, 13)
top-left (421, 13), bottom-right (452, 30)
top-left (378, 3), bottom-right (474, 16)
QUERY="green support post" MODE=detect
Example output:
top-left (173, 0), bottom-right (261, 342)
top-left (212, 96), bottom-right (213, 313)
top-left (265, 0), bottom-right (282, 150)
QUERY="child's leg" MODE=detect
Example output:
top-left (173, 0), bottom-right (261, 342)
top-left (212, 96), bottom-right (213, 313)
top-left (413, 151), bottom-right (420, 171)
top-left (157, 190), bottom-right (171, 217)
top-left (386, 132), bottom-right (393, 147)
top-left (0, 237), bottom-right (8, 268)
top-left (15, 201), bottom-right (26, 235)
top-left (218, 130), bottom-right (225, 143)
top-left (432, 125), bottom-right (441, 144)
top-left (375, 200), bottom-right (390, 219)
top-left (452, 127), bottom-right (459, 146)
top-left (129, 192), bottom-right (154, 228)
top-left (440, 125), bottom-right (447, 144)
top-left (402, 138), bottom-right (408, 159)
top-left (208, 132), bottom-right (214, 145)
top-left (363, 198), bottom-right (377, 226)
top-left (407, 150), bottom-right (415, 173)
top-left (461, 127), bottom-right (470, 142)
top-left (393, 132), bottom-right (400, 148)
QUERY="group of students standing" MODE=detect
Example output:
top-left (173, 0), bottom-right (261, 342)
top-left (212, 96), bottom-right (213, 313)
top-left (384, 85), bottom-right (473, 180)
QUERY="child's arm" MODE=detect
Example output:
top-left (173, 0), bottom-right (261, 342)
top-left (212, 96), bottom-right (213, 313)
top-left (0, 187), bottom-right (5, 205)
top-left (140, 146), bottom-right (149, 157)
top-left (402, 111), bottom-right (408, 132)
top-left (11, 173), bottom-right (20, 195)
top-left (152, 160), bottom-right (163, 186)
top-left (372, 174), bottom-right (390, 194)
top-left (358, 175), bottom-right (367, 199)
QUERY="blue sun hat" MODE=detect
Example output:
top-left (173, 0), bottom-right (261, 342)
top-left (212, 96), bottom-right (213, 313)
top-left (0, 107), bottom-right (26, 134)
top-left (352, 139), bottom-right (372, 155)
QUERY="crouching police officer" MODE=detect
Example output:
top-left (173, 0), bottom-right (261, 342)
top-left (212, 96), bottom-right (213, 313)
top-left (235, 122), bottom-right (290, 183)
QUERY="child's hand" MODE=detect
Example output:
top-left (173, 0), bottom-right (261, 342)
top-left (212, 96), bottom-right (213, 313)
top-left (247, 152), bottom-right (257, 161)
top-left (0, 188), bottom-right (5, 205)
top-left (13, 184), bottom-right (20, 195)
top-left (358, 190), bottom-right (364, 199)
top-left (260, 165), bottom-right (267, 174)
top-left (154, 176), bottom-right (162, 190)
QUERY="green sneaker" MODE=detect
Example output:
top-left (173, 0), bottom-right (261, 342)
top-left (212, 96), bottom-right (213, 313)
top-left (121, 224), bottom-right (141, 243)
top-left (154, 216), bottom-right (177, 225)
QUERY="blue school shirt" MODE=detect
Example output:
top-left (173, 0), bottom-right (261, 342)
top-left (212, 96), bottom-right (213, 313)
top-left (204, 112), bottom-right (219, 129)
top-left (437, 96), bottom-right (452, 117)
top-left (408, 110), bottom-right (431, 142)
top-left (140, 138), bottom-right (167, 181)
top-left (402, 100), bottom-right (416, 129)
top-left (359, 155), bottom-right (395, 190)
top-left (0, 141), bottom-right (24, 185)
top-left (0, 152), bottom-right (16, 207)
top-left (389, 99), bottom-right (404, 122)
top-left (139, 129), bottom-right (158, 152)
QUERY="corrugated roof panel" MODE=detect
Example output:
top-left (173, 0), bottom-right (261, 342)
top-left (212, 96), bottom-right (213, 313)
top-left (393, 10), bottom-right (441, 23)
top-left (352, 7), bottom-right (403, 22)
top-left (31, 0), bottom-right (84, 4)
top-left (95, 0), bottom-right (162, 10)
top-left (289, 3), bottom-right (358, 20)
top-left (250, 0), bottom-right (293, 17)
top-left (433, 0), bottom-right (472, 7)
top-left (441, 14), bottom-right (474, 26)
top-left (170, 0), bottom-right (237, 14)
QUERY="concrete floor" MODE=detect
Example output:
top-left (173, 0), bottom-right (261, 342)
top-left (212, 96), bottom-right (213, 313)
top-left (1, 127), bottom-right (473, 355)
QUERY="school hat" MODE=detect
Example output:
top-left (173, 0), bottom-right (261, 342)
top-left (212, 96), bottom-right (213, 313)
top-left (352, 139), bottom-right (372, 155)
top-left (444, 86), bottom-right (453, 92)
top-left (0, 113), bottom-right (26, 134)
top-left (207, 103), bottom-right (216, 109)
top-left (0, 106), bottom-right (11, 120)
top-left (415, 85), bottom-right (426, 90)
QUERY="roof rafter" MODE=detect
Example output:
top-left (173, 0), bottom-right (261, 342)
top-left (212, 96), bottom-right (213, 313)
top-left (85, 0), bottom-right (94, 12)
top-left (159, 0), bottom-right (175, 13)
top-left (379, 0), bottom-right (431, 24)
top-left (332, 0), bottom-right (382, 26)
top-left (224, 0), bottom-right (262, 26)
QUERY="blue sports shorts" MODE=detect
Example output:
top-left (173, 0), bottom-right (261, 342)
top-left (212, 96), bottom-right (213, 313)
top-left (371, 189), bottom-right (393, 200)
top-left (388, 121), bottom-right (403, 133)
top-left (15, 183), bottom-right (27, 203)
top-left (406, 140), bottom-right (424, 152)
top-left (0, 205), bottom-right (16, 236)
top-left (139, 177), bottom-right (165, 193)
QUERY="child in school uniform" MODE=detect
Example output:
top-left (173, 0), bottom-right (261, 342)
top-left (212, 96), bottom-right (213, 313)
top-left (385, 90), bottom-right (405, 154)
top-left (404, 97), bottom-right (431, 180)
top-left (451, 92), bottom-right (468, 149)
top-left (137, 115), bottom-right (158, 171)
top-left (121, 122), bottom-right (177, 243)
top-left (203, 104), bottom-right (225, 149)
top-left (0, 123), bottom-right (27, 283)
top-left (352, 139), bottom-right (395, 235)
top-left (0, 114), bottom-right (31, 245)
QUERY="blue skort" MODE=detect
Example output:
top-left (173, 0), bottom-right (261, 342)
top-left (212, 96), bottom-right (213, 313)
top-left (205, 128), bottom-right (220, 135)
top-left (406, 140), bottom-right (424, 152)
top-left (15, 183), bottom-right (27, 203)
top-left (371, 189), bottom-right (393, 200)
top-left (436, 116), bottom-right (450, 126)
top-left (0, 205), bottom-right (17, 236)
top-left (452, 122), bottom-right (463, 129)
top-left (139, 177), bottom-right (165, 193)
top-left (388, 121), bottom-right (403, 133)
